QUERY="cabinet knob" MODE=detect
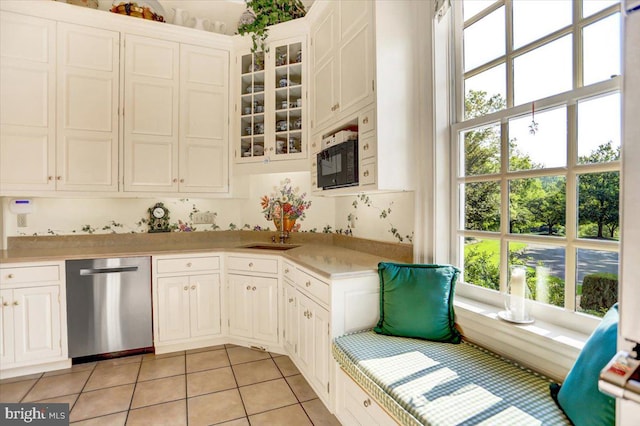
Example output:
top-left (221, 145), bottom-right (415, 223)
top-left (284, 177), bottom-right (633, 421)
top-left (307, 311), bottom-right (312, 319)
top-left (13, 301), bottom-right (18, 306)
top-left (246, 285), bottom-right (252, 290)
top-left (303, 310), bottom-right (308, 318)
top-left (7, 274), bottom-right (14, 279)
top-left (269, 147), bottom-right (274, 151)
top-left (305, 281), bottom-right (311, 287)
top-left (173, 178), bottom-right (178, 183)
top-left (288, 297), bottom-right (294, 303)
top-left (2, 301), bottom-right (8, 307)
top-left (248, 262), bottom-right (254, 267)
top-left (363, 116), bottom-right (369, 124)
top-left (252, 286), bottom-right (256, 291)
top-left (335, 102), bottom-right (340, 110)
top-left (191, 285), bottom-right (196, 290)
top-left (184, 286), bottom-right (189, 291)
top-left (363, 398), bottom-right (371, 408)
top-left (364, 170), bottom-right (370, 177)
top-left (180, 178), bottom-right (185, 183)
top-left (48, 176), bottom-right (54, 181)
top-left (312, 142), bottom-right (317, 148)
top-left (363, 143), bottom-right (370, 150)
top-left (186, 262), bottom-right (192, 267)
top-left (284, 268), bottom-right (290, 273)
top-left (56, 176), bottom-right (62, 181)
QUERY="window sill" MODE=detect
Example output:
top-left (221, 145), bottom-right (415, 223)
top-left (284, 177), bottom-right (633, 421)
top-left (454, 295), bottom-right (590, 382)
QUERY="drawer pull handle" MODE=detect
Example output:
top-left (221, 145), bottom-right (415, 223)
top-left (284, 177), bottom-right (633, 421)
top-left (7, 274), bottom-right (14, 279)
top-left (13, 301), bottom-right (19, 306)
top-left (363, 116), bottom-right (369, 124)
top-left (307, 311), bottom-right (313, 319)
top-left (305, 281), bottom-right (311, 287)
top-left (363, 143), bottom-right (370, 150)
top-left (2, 302), bottom-right (8, 307)
top-left (191, 285), bottom-right (196, 290)
top-left (249, 262), bottom-right (254, 267)
top-left (252, 286), bottom-right (256, 291)
top-left (184, 286), bottom-right (189, 291)
top-left (364, 170), bottom-right (370, 177)
top-left (284, 268), bottom-right (290, 273)
top-left (363, 399), bottom-right (371, 408)
top-left (246, 285), bottom-right (252, 290)
top-left (186, 262), bottom-right (192, 267)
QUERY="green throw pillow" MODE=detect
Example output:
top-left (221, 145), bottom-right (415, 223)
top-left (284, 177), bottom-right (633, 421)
top-left (374, 262), bottom-right (461, 343)
top-left (550, 303), bottom-right (618, 426)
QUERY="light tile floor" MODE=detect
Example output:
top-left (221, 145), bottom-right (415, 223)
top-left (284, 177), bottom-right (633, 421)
top-left (0, 344), bottom-right (342, 426)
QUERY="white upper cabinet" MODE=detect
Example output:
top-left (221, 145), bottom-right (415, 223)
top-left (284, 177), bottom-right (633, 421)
top-left (124, 35), bottom-right (229, 194)
top-left (180, 45), bottom-right (229, 193)
top-left (124, 34), bottom-right (180, 193)
top-left (0, 12), bottom-right (56, 191)
top-left (236, 34), bottom-right (307, 163)
top-left (310, 0), bottom-right (374, 133)
top-left (57, 23), bottom-right (120, 192)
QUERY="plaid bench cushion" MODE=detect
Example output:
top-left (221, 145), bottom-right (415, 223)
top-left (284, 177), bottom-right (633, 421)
top-left (333, 330), bottom-right (570, 426)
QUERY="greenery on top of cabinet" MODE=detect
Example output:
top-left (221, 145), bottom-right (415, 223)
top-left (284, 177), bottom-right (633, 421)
top-left (238, 0), bottom-right (306, 54)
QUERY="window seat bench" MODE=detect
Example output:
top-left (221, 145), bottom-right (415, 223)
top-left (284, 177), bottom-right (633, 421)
top-left (332, 330), bottom-right (571, 426)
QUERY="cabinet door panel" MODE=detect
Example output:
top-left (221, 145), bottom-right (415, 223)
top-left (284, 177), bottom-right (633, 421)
top-left (312, 59), bottom-right (335, 130)
top-left (297, 294), bottom-right (314, 373)
top-left (124, 35), bottom-right (179, 192)
top-left (312, 4), bottom-right (336, 67)
top-left (228, 275), bottom-right (253, 338)
top-left (180, 45), bottom-right (228, 193)
top-left (0, 12), bottom-right (55, 192)
top-left (12, 286), bottom-right (61, 363)
top-left (311, 303), bottom-right (330, 397)
top-left (339, 24), bottom-right (373, 113)
top-left (283, 282), bottom-right (298, 355)
top-left (189, 274), bottom-right (221, 338)
top-left (59, 135), bottom-right (115, 187)
top-left (0, 289), bottom-right (15, 365)
top-left (157, 277), bottom-right (191, 342)
top-left (252, 277), bottom-right (278, 343)
top-left (339, 0), bottom-right (371, 41)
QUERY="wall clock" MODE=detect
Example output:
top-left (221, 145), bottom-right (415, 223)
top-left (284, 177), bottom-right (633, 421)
top-left (148, 202), bottom-right (170, 233)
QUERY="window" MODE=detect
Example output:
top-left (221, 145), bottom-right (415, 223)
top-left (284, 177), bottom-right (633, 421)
top-left (454, 0), bottom-right (621, 319)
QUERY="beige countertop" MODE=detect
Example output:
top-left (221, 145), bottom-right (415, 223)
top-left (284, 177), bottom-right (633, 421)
top-left (0, 232), bottom-right (413, 280)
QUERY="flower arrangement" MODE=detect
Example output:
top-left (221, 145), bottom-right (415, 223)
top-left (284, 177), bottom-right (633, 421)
top-left (260, 178), bottom-right (311, 225)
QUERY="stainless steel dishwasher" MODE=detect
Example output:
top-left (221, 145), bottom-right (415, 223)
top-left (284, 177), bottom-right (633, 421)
top-left (66, 257), bottom-right (152, 359)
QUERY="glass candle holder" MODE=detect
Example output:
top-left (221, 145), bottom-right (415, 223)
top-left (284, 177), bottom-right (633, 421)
top-left (502, 265), bottom-right (533, 323)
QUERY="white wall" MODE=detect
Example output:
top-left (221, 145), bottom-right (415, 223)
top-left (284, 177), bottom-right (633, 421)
top-left (0, 172), bottom-right (415, 247)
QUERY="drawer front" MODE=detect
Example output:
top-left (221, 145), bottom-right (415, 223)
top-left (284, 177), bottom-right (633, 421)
top-left (1, 265), bottom-right (60, 285)
top-left (359, 134), bottom-right (376, 160)
top-left (359, 108), bottom-right (376, 134)
top-left (228, 256), bottom-right (278, 274)
top-left (282, 261), bottom-right (298, 282)
top-left (156, 256), bottom-right (220, 274)
top-left (298, 269), bottom-right (329, 306)
top-left (360, 159), bottom-right (376, 186)
top-left (337, 368), bottom-right (397, 426)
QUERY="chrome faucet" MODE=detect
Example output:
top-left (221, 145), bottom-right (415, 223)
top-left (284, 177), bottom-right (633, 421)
top-left (270, 200), bottom-right (289, 244)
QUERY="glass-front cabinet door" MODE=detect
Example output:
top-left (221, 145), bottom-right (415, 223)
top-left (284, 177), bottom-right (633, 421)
top-left (239, 51), bottom-right (266, 160)
top-left (237, 36), bottom-right (306, 163)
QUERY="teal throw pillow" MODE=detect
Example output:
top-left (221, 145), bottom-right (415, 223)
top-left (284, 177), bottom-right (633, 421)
top-left (550, 303), bottom-right (618, 426)
top-left (374, 262), bottom-right (461, 343)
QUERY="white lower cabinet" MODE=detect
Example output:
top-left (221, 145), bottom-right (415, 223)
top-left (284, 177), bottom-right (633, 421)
top-left (153, 255), bottom-right (221, 352)
top-left (227, 274), bottom-right (279, 344)
top-left (297, 290), bottom-right (330, 399)
top-left (0, 262), bottom-right (68, 378)
top-left (335, 367), bottom-right (397, 426)
top-left (283, 280), bottom-right (298, 355)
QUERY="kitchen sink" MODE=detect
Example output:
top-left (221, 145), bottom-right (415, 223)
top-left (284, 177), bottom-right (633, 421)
top-left (240, 244), bottom-right (300, 251)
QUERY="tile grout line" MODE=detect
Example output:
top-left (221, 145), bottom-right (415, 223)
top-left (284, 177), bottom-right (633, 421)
top-left (123, 357), bottom-right (143, 425)
top-left (224, 346), bottom-right (249, 424)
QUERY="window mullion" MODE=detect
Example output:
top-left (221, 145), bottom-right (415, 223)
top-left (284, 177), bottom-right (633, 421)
top-left (500, 120), bottom-right (509, 293)
top-left (565, 103), bottom-right (578, 312)
top-left (574, 0), bottom-right (584, 89)
top-left (505, 0), bottom-right (514, 109)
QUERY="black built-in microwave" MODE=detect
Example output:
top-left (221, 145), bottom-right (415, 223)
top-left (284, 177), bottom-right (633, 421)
top-left (316, 139), bottom-right (358, 189)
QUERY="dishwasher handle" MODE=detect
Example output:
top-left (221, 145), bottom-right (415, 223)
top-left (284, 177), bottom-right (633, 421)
top-left (79, 266), bottom-right (139, 275)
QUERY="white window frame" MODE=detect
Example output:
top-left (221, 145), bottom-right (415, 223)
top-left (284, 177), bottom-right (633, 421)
top-left (450, 0), bottom-right (622, 336)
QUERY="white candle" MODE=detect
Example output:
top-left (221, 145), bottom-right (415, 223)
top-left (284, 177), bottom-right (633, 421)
top-left (510, 267), bottom-right (527, 321)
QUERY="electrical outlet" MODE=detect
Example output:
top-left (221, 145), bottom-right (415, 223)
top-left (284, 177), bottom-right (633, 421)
top-left (192, 212), bottom-right (216, 224)
top-left (17, 213), bottom-right (27, 228)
